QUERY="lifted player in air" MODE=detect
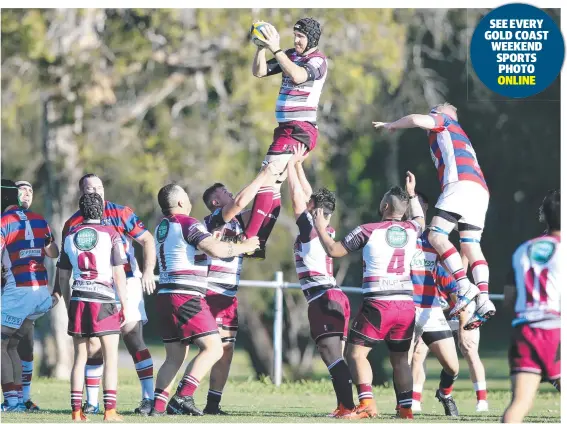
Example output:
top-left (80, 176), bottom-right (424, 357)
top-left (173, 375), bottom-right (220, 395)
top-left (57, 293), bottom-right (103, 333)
top-left (61, 174), bottom-right (156, 416)
top-left (287, 145), bottom-right (355, 417)
top-left (373, 103), bottom-right (495, 328)
top-left (249, 17), bottom-right (328, 258)
top-left (150, 184), bottom-right (259, 417)
top-left (199, 162), bottom-right (280, 415)
top-left (502, 189), bottom-right (560, 423)
top-left (56, 193), bottom-right (128, 422)
top-left (314, 172), bottom-right (425, 419)
top-left (1, 179), bottom-right (59, 413)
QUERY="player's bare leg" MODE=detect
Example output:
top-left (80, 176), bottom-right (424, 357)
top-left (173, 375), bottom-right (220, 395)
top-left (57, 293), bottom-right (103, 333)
top-left (410, 339), bottom-right (429, 412)
top-left (121, 321), bottom-right (154, 415)
top-left (17, 322), bottom-right (38, 411)
top-left (316, 336), bottom-right (355, 417)
top-left (167, 334), bottom-right (223, 416)
top-left (459, 229), bottom-right (495, 329)
top-left (83, 337), bottom-right (103, 413)
top-left (100, 333), bottom-right (122, 421)
top-left (428, 338), bottom-right (459, 416)
top-left (204, 329), bottom-right (237, 415)
top-left (151, 342), bottom-right (188, 416)
top-left (345, 343), bottom-right (378, 418)
top-left (71, 337), bottom-right (89, 421)
top-left (502, 373), bottom-right (541, 423)
top-left (428, 215), bottom-right (479, 317)
top-left (389, 347), bottom-right (414, 419)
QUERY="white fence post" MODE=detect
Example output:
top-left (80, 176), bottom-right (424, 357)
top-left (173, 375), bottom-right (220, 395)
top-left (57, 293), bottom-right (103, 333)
top-left (273, 271), bottom-right (284, 387)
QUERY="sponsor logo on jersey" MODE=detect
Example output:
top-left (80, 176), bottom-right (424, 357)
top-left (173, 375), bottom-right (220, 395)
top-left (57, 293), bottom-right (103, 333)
top-left (410, 251), bottom-right (436, 270)
top-left (19, 248), bottom-right (42, 258)
top-left (74, 228), bottom-right (98, 251)
top-left (529, 240), bottom-right (556, 264)
top-left (156, 219), bottom-right (169, 243)
top-left (3, 314), bottom-right (22, 327)
top-left (386, 226), bottom-right (408, 248)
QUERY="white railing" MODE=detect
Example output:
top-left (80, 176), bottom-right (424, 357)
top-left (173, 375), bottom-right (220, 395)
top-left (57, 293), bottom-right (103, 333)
top-left (154, 272), bottom-right (505, 387)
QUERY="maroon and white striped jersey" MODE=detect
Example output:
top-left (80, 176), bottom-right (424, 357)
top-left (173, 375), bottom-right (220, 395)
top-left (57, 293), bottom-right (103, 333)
top-left (154, 214), bottom-right (211, 296)
top-left (294, 211), bottom-right (337, 302)
top-left (202, 208), bottom-right (245, 297)
top-left (511, 234), bottom-right (561, 329)
top-left (57, 222), bottom-right (127, 303)
top-left (341, 220), bottom-right (422, 300)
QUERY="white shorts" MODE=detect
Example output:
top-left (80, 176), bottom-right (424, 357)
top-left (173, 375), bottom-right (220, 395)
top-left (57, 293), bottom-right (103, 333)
top-left (435, 181), bottom-right (489, 230)
top-left (116, 277), bottom-right (147, 326)
top-left (1, 285), bottom-right (52, 329)
top-left (414, 306), bottom-right (451, 339)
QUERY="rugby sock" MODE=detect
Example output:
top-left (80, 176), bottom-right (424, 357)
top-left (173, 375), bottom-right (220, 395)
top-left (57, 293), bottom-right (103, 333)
top-left (398, 390), bottom-right (413, 409)
top-left (177, 374), bottom-right (200, 397)
top-left (438, 369), bottom-right (458, 398)
top-left (153, 389), bottom-right (169, 413)
top-left (85, 357), bottom-right (103, 407)
top-left (474, 381), bottom-right (487, 401)
top-left (440, 247), bottom-right (470, 290)
top-left (16, 384), bottom-right (23, 404)
top-left (70, 390), bottom-right (83, 412)
top-left (328, 358), bottom-right (355, 409)
top-left (244, 187), bottom-right (274, 240)
top-left (133, 349), bottom-right (154, 400)
top-left (356, 383), bottom-right (373, 401)
top-left (471, 260), bottom-right (489, 294)
top-left (551, 379), bottom-right (561, 392)
top-left (206, 389), bottom-right (222, 410)
top-left (2, 383), bottom-right (18, 407)
top-left (256, 192), bottom-right (281, 247)
top-left (103, 390), bottom-right (117, 411)
top-left (21, 357), bottom-right (33, 402)
top-left (412, 384), bottom-right (422, 407)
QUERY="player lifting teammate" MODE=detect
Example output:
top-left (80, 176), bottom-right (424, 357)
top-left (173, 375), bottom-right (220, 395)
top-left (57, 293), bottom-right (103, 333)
top-left (373, 103), bottom-right (496, 328)
top-left (199, 162), bottom-right (280, 414)
top-left (314, 172), bottom-right (425, 419)
top-left (287, 145), bottom-right (355, 417)
top-left (61, 174), bottom-right (157, 416)
top-left (502, 189), bottom-right (560, 423)
top-left (150, 184), bottom-right (259, 417)
top-left (249, 17), bottom-right (328, 258)
top-left (56, 193), bottom-right (128, 422)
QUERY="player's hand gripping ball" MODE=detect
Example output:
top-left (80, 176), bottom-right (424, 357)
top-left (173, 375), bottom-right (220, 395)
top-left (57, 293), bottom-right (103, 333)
top-left (250, 21), bottom-right (269, 47)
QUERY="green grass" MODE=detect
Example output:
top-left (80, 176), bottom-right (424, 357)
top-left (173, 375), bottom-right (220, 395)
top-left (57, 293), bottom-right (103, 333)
top-left (1, 350), bottom-right (560, 423)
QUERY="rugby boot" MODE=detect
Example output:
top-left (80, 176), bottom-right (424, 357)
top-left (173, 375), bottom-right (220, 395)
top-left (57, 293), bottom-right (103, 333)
top-left (167, 394), bottom-right (203, 416)
top-left (398, 407), bottom-right (414, 419)
top-left (134, 398), bottom-right (152, 416)
top-left (333, 403), bottom-right (356, 418)
top-left (411, 401), bottom-right (422, 413)
top-left (476, 400), bottom-right (489, 412)
top-left (24, 399), bottom-right (40, 412)
top-left (103, 408), bottom-right (123, 421)
top-left (149, 407), bottom-right (166, 417)
top-left (464, 296), bottom-right (496, 330)
top-left (203, 404), bottom-right (229, 415)
top-left (71, 410), bottom-right (89, 421)
top-left (82, 402), bottom-right (100, 414)
top-left (340, 398), bottom-right (378, 419)
top-left (449, 283), bottom-right (480, 317)
top-left (435, 390), bottom-right (459, 416)
top-left (327, 405), bottom-right (340, 418)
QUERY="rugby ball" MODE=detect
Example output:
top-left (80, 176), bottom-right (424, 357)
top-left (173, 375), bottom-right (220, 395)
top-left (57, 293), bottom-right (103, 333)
top-left (250, 21), bottom-right (269, 47)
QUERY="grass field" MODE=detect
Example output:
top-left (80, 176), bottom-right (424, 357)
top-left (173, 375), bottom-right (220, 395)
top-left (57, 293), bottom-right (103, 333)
top-left (1, 348), bottom-right (560, 423)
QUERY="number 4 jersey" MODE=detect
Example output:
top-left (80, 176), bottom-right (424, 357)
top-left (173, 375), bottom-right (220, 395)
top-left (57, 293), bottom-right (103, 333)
top-left (341, 220), bottom-right (422, 300)
top-left (57, 223), bottom-right (128, 302)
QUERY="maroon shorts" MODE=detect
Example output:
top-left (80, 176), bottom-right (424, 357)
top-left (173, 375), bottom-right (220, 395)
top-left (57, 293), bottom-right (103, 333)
top-left (509, 324), bottom-right (560, 381)
top-left (307, 289), bottom-right (351, 343)
top-left (67, 300), bottom-right (121, 338)
top-left (268, 121), bottom-right (318, 155)
top-left (205, 290), bottom-right (239, 333)
top-left (349, 299), bottom-right (415, 352)
top-left (157, 293), bottom-right (219, 345)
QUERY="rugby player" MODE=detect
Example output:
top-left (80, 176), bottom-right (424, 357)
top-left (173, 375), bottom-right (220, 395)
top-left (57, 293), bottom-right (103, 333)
top-left (287, 145), bottom-right (355, 417)
top-left (502, 189), bottom-right (560, 423)
top-left (248, 17), bottom-right (328, 258)
top-left (373, 103), bottom-right (495, 327)
top-left (314, 172), bottom-right (425, 419)
top-left (61, 174), bottom-right (156, 416)
top-left (150, 184), bottom-right (259, 417)
top-left (57, 192), bottom-right (128, 422)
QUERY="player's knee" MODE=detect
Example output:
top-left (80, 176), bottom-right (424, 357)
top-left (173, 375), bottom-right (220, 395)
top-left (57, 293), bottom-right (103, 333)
top-left (201, 336), bottom-right (224, 362)
top-left (427, 229), bottom-right (447, 249)
top-left (345, 344), bottom-right (365, 362)
top-left (87, 338), bottom-right (102, 358)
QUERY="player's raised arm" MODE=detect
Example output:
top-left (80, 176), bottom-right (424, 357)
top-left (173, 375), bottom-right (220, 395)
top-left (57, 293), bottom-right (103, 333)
top-left (373, 114), bottom-right (436, 131)
top-left (222, 162), bottom-right (280, 223)
top-left (43, 225), bottom-right (59, 258)
top-left (405, 171), bottom-right (426, 230)
top-left (287, 145), bottom-right (310, 220)
top-left (313, 208), bottom-right (349, 258)
top-left (252, 44), bottom-right (269, 77)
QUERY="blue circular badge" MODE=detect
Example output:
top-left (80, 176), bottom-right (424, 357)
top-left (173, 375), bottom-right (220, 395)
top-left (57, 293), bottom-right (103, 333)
top-left (470, 3), bottom-right (565, 98)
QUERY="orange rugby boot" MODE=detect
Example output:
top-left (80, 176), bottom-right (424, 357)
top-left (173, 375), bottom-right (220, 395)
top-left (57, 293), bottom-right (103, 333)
top-left (71, 410), bottom-right (88, 421)
top-left (103, 409), bottom-right (124, 421)
top-left (398, 407), bottom-right (414, 419)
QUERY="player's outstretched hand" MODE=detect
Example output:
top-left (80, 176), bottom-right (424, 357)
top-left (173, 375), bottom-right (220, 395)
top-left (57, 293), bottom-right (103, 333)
top-left (372, 121), bottom-right (395, 132)
top-left (260, 24), bottom-right (281, 53)
top-left (313, 208), bottom-right (330, 231)
top-left (290, 144), bottom-right (308, 165)
top-left (405, 171), bottom-right (416, 196)
top-left (242, 236), bottom-right (261, 253)
top-left (141, 271), bottom-right (156, 295)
